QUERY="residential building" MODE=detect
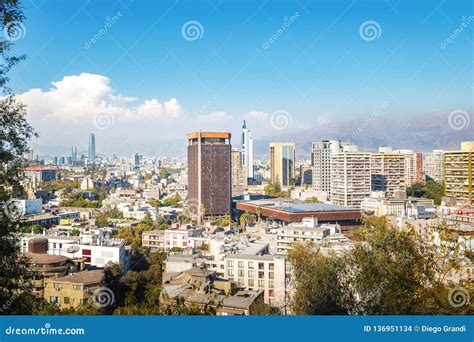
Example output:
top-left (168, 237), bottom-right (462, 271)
top-left (423, 150), bottom-right (444, 182)
top-left (223, 254), bottom-right (286, 307)
top-left (268, 217), bottom-right (350, 256)
top-left (269, 142), bottom-right (296, 187)
top-left (311, 140), bottom-right (351, 195)
top-left (371, 148), bottom-right (407, 197)
top-left (187, 132), bottom-right (232, 217)
top-left (331, 151), bottom-right (371, 208)
top-left (142, 230), bottom-right (165, 251)
top-left (444, 141), bottom-right (474, 204)
top-left (43, 269), bottom-right (104, 309)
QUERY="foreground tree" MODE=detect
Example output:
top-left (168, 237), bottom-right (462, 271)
top-left (0, 0), bottom-right (39, 314)
top-left (289, 217), bottom-right (472, 315)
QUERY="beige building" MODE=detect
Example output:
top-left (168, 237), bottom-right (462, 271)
top-left (444, 142), bottom-right (474, 204)
top-left (371, 150), bottom-right (407, 197)
top-left (331, 151), bottom-right (371, 208)
top-left (43, 269), bottom-right (104, 309)
top-left (231, 148), bottom-right (244, 195)
top-left (142, 230), bottom-right (165, 251)
top-left (270, 142), bottom-right (296, 187)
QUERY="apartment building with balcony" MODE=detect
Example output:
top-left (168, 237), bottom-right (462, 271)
top-left (330, 150), bottom-right (371, 208)
top-left (444, 142), bottom-right (474, 205)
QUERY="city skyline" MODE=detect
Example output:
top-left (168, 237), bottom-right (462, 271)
top-left (9, 0), bottom-right (472, 156)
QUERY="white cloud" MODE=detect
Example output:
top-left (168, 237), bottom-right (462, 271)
top-left (198, 111), bottom-right (233, 123)
top-left (244, 110), bottom-right (269, 122)
top-left (19, 73), bottom-right (183, 124)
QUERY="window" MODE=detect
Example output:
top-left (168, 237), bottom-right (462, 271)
top-left (268, 289), bottom-right (274, 297)
top-left (269, 263), bottom-right (274, 271)
top-left (258, 271), bottom-right (264, 279)
top-left (73, 284), bottom-right (84, 291)
top-left (248, 261), bottom-right (254, 269)
top-left (53, 283), bottom-right (63, 290)
top-left (248, 279), bottom-right (254, 287)
top-left (238, 270), bottom-right (244, 277)
top-left (64, 297), bottom-right (70, 304)
top-left (258, 280), bottom-right (264, 288)
top-left (238, 278), bottom-right (244, 285)
top-left (258, 262), bottom-right (264, 270)
top-left (269, 272), bottom-right (274, 279)
top-left (227, 260), bottom-right (234, 268)
top-left (50, 296), bottom-right (60, 304)
top-left (228, 269), bottom-right (234, 277)
top-left (248, 270), bottom-right (254, 278)
top-left (269, 280), bottom-right (274, 289)
top-left (238, 261), bottom-right (244, 269)
top-left (80, 298), bottom-right (88, 305)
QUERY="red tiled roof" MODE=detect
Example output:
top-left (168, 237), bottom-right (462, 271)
top-left (20, 166), bottom-right (60, 171)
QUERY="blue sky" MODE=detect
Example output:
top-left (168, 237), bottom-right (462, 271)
top-left (9, 0), bottom-right (473, 155)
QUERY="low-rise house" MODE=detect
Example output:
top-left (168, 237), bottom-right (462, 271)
top-left (43, 269), bottom-right (104, 309)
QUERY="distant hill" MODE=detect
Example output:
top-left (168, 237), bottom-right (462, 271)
top-left (254, 110), bottom-right (472, 157)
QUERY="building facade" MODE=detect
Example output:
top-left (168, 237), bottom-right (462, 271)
top-left (231, 148), bottom-right (244, 196)
top-left (423, 150), bottom-right (444, 182)
top-left (241, 120), bottom-right (254, 180)
top-left (331, 151), bottom-right (371, 208)
top-left (444, 142), bottom-right (474, 204)
top-left (270, 142), bottom-right (296, 187)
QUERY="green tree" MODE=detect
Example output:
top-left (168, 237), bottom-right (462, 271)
top-left (0, 1), bottom-right (38, 314)
top-left (239, 211), bottom-right (256, 230)
top-left (289, 217), bottom-right (469, 315)
top-left (407, 180), bottom-right (444, 205)
top-left (288, 243), bottom-right (345, 315)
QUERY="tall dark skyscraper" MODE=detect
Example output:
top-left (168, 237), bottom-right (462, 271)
top-left (88, 133), bottom-right (96, 164)
top-left (187, 131), bottom-right (232, 217)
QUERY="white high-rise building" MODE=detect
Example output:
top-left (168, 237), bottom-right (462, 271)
top-left (331, 151), bottom-right (371, 208)
top-left (241, 120), bottom-right (254, 179)
top-left (312, 140), bottom-right (355, 197)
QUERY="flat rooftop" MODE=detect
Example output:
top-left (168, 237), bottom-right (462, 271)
top-left (241, 198), bottom-right (357, 213)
